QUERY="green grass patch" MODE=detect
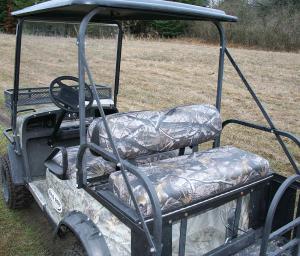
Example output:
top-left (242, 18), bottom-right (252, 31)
top-left (0, 127), bottom-right (51, 256)
top-left (0, 194), bottom-right (50, 256)
top-left (0, 126), bottom-right (8, 155)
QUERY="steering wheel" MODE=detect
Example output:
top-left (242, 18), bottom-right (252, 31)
top-left (49, 76), bottom-right (94, 113)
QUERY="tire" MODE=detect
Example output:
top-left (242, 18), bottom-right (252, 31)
top-left (55, 230), bottom-right (87, 256)
top-left (0, 154), bottom-right (32, 209)
top-left (63, 241), bottom-right (87, 256)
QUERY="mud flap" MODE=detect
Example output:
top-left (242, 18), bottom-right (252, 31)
top-left (8, 143), bottom-right (25, 185)
top-left (55, 211), bottom-right (111, 256)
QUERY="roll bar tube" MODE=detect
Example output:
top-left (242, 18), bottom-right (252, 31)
top-left (114, 25), bottom-right (123, 106)
top-left (223, 49), bottom-right (299, 174)
top-left (213, 22), bottom-right (226, 148)
top-left (77, 8), bottom-right (162, 254)
top-left (223, 119), bottom-right (300, 148)
top-left (76, 142), bottom-right (162, 255)
top-left (12, 19), bottom-right (24, 136)
top-left (260, 175), bottom-right (300, 255)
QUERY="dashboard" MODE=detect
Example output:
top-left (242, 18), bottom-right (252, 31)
top-left (26, 114), bottom-right (56, 131)
top-left (20, 106), bottom-right (118, 140)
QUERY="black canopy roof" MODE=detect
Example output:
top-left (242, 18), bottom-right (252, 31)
top-left (12, 0), bottom-right (237, 22)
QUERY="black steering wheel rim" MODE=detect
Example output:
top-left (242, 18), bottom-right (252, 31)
top-left (49, 76), bottom-right (93, 113)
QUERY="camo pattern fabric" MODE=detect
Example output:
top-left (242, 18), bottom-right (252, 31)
top-left (52, 146), bottom-right (116, 179)
top-left (109, 146), bottom-right (271, 216)
top-left (52, 146), bottom-right (185, 179)
top-left (87, 104), bottom-right (222, 159)
top-left (44, 170), bottom-right (251, 256)
top-left (45, 171), bottom-right (132, 256)
top-left (173, 196), bottom-right (250, 255)
top-left (131, 149), bottom-right (182, 165)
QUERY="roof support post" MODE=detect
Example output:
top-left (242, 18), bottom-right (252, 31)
top-left (77, 9), bottom-right (162, 254)
top-left (12, 19), bottom-right (24, 136)
top-left (214, 22), bottom-right (226, 148)
top-left (114, 23), bottom-right (123, 107)
top-left (77, 8), bottom-right (101, 186)
top-left (78, 10), bottom-right (97, 146)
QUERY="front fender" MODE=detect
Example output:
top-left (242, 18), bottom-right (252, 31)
top-left (7, 143), bottom-right (25, 185)
top-left (55, 211), bottom-right (110, 256)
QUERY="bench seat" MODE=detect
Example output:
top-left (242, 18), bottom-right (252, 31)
top-left (52, 146), bottom-right (116, 179)
top-left (51, 104), bottom-right (271, 218)
top-left (109, 146), bottom-right (271, 216)
top-left (52, 145), bottom-right (182, 179)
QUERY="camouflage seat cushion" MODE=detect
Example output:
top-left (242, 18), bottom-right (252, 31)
top-left (52, 146), bottom-right (117, 179)
top-left (87, 104), bottom-right (222, 159)
top-left (52, 146), bottom-right (184, 179)
top-left (109, 146), bottom-right (272, 216)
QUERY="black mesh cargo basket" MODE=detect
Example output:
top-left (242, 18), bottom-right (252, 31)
top-left (4, 85), bottom-right (112, 109)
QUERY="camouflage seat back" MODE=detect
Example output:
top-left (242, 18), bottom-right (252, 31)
top-left (87, 104), bottom-right (222, 159)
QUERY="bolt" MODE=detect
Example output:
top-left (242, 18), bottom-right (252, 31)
top-left (61, 225), bottom-right (68, 233)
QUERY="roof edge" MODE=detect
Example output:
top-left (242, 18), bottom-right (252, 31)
top-left (11, 0), bottom-right (238, 22)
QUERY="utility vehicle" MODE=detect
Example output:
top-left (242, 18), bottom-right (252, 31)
top-left (1, 0), bottom-right (299, 255)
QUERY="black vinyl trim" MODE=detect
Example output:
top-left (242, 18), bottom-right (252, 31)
top-left (45, 147), bottom-right (68, 180)
top-left (56, 211), bottom-right (111, 256)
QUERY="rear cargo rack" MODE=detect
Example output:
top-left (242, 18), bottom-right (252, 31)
top-left (4, 85), bottom-right (112, 109)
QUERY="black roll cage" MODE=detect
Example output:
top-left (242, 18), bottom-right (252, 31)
top-left (11, 7), bottom-right (300, 255)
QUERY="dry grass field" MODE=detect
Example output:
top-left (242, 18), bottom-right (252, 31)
top-left (0, 32), bottom-right (299, 255)
top-left (1, 32), bottom-right (298, 171)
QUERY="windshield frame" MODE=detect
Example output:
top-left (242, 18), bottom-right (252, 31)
top-left (11, 18), bottom-right (123, 133)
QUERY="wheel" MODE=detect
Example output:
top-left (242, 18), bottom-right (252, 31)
top-left (54, 230), bottom-right (87, 256)
top-left (63, 241), bottom-right (87, 256)
top-left (0, 154), bottom-right (32, 209)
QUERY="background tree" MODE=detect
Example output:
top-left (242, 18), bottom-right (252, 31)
top-left (0, 0), bottom-right (9, 32)
top-left (0, 0), bottom-right (44, 33)
top-left (3, 0), bottom-right (14, 33)
top-left (151, 0), bottom-right (208, 37)
top-left (190, 0), bottom-right (299, 51)
top-left (0, 0), bottom-right (299, 51)
top-left (124, 0), bottom-right (208, 37)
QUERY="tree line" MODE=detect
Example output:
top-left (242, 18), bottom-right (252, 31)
top-left (0, 0), bottom-right (299, 51)
top-left (200, 0), bottom-right (299, 51)
top-left (0, 0), bottom-right (41, 32)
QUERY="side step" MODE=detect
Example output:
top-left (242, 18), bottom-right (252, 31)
top-left (28, 181), bottom-right (47, 209)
